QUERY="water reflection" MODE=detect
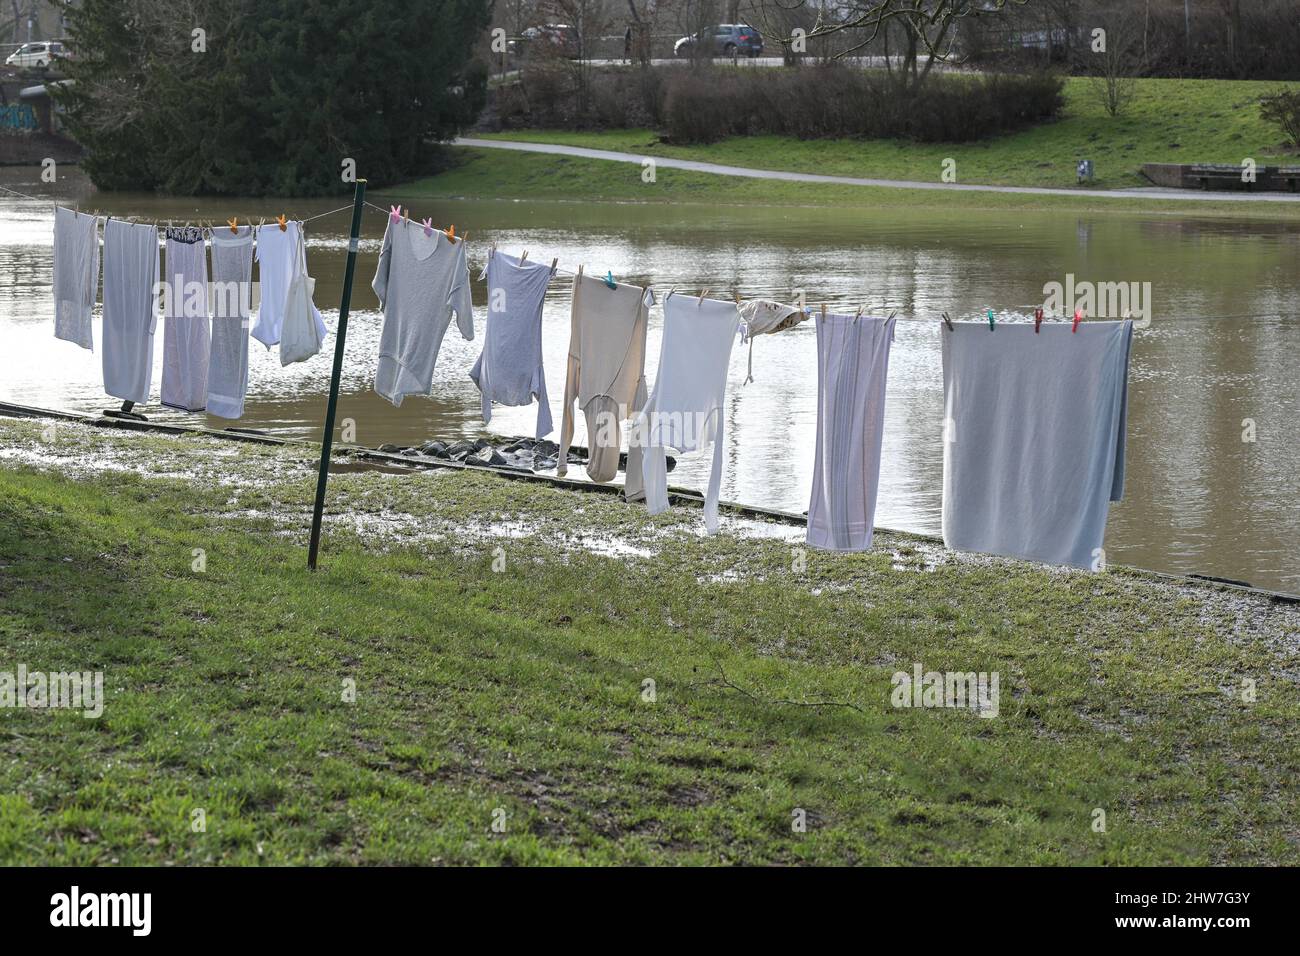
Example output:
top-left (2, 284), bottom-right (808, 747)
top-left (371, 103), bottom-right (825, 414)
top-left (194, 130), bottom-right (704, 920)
top-left (1, 168), bottom-right (1297, 591)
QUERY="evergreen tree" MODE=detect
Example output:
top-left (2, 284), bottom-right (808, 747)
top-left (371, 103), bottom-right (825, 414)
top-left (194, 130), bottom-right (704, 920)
top-left (57, 0), bottom-right (490, 196)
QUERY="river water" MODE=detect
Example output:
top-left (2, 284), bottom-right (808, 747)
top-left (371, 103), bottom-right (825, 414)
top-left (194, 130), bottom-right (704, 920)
top-left (2, 167), bottom-right (1297, 591)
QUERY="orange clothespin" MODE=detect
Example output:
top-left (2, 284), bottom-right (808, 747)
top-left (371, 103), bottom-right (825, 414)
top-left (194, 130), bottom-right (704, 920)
top-left (228, 217), bottom-right (238, 235)
top-left (445, 224), bottom-right (455, 240)
top-left (276, 214), bottom-right (287, 232)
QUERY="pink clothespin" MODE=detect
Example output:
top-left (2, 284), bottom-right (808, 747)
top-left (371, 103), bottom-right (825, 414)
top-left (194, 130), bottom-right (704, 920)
top-left (422, 217), bottom-right (434, 237)
top-left (389, 205), bottom-right (402, 225)
top-left (1072, 309), bottom-right (1083, 333)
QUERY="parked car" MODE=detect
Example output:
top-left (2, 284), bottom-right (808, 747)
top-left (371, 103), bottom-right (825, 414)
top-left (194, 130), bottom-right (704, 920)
top-left (4, 40), bottom-right (70, 70)
top-left (509, 24), bottom-right (581, 60)
top-left (674, 24), bottom-right (763, 58)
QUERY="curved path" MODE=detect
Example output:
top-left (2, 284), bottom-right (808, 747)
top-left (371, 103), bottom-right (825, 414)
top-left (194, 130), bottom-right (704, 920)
top-left (455, 137), bottom-right (1300, 204)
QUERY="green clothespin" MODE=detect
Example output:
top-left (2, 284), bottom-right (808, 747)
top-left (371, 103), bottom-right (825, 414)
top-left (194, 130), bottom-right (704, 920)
top-left (987, 309), bottom-right (995, 330)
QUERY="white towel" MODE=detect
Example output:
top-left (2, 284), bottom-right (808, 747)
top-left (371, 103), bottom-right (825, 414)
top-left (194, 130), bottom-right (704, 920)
top-left (941, 320), bottom-right (1133, 569)
top-left (207, 226), bottom-right (254, 419)
top-left (52, 206), bottom-right (100, 350)
top-left (101, 219), bottom-right (160, 405)
top-left (161, 234), bottom-right (210, 411)
top-left (806, 313), bottom-right (896, 552)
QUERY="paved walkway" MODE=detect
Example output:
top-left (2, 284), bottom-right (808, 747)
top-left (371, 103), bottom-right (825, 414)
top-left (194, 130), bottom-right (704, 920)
top-left (455, 137), bottom-right (1300, 204)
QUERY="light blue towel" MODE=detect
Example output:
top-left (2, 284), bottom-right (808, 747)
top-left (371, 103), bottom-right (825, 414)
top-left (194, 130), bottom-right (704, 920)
top-left (941, 320), bottom-right (1133, 570)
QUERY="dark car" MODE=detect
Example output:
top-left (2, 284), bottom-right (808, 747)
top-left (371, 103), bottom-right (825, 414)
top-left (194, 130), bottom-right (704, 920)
top-left (509, 23), bottom-right (581, 60)
top-left (674, 24), bottom-right (763, 58)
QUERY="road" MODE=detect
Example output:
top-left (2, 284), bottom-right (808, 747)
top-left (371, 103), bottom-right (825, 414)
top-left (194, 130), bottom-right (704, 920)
top-left (454, 137), bottom-right (1300, 204)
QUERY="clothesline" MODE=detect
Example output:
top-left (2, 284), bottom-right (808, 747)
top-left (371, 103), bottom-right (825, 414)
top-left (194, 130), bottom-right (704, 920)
top-left (8, 183), bottom-right (1287, 324)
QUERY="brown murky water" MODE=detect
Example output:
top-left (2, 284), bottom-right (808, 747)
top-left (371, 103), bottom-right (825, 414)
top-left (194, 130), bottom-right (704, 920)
top-left (2, 167), bottom-right (1298, 591)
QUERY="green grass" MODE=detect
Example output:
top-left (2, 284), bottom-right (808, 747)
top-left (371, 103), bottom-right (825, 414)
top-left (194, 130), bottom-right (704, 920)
top-left (391, 76), bottom-right (1300, 217)
top-left (0, 419), bottom-right (1297, 865)
top-left (392, 145), bottom-right (1300, 218)
top-left (472, 76), bottom-right (1300, 189)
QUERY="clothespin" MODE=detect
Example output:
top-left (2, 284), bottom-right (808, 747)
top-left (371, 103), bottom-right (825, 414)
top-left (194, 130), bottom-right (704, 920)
top-left (854, 304), bottom-right (864, 321)
top-left (228, 217), bottom-right (238, 235)
top-left (388, 205), bottom-right (401, 224)
top-left (1034, 307), bottom-right (1044, 333)
top-left (277, 214), bottom-right (287, 232)
top-left (550, 257), bottom-right (558, 271)
top-left (733, 290), bottom-right (741, 306)
top-left (445, 224), bottom-right (455, 240)
top-left (603, 270), bottom-right (616, 290)
top-left (577, 264), bottom-right (584, 279)
top-left (422, 217), bottom-right (434, 237)
top-left (942, 311), bottom-right (954, 331)
top-left (698, 288), bottom-right (709, 307)
top-left (821, 303), bottom-right (827, 318)
top-left (1072, 309), bottom-right (1083, 333)
top-left (987, 309), bottom-right (995, 330)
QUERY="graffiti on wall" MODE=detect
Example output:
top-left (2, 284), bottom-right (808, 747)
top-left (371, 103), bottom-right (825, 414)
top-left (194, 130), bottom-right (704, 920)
top-left (0, 105), bottom-right (39, 131)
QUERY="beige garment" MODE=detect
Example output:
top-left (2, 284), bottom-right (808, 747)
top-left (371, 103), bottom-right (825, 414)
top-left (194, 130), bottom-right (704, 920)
top-left (557, 272), bottom-right (653, 487)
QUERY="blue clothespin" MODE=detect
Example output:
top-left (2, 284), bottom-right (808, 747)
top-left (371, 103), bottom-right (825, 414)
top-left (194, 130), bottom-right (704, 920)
top-left (987, 309), bottom-right (995, 330)
top-left (603, 270), bottom-right (616, 290)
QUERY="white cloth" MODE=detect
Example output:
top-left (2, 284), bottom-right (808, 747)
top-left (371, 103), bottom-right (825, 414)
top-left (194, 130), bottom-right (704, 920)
top-left (738, 298), bottom-right (807, 384)
top-left (633, 292), bottom-right (740, 534)
top-left (278, 224), bottom-right (323, 366)
top-left (251, 222), bottom-right (324, 348)
top-left (469, 251), bottom-right (555, 438)
top-left (161, 234), bottom-right (210, 411)
top-left (207, 226), bottom-right (254, 419)
top-left (806, 313), bottom-right (896, 551)
top-left (371, 220), bottom-right (474, 406)
top-left (101, 219), bottom-right (159, 405)
top-left (557, 273), bottom-right (653, 483)
top-left (941, 320), bottom-right (1133, 569)
top-left (52, 206), bottom-right (99, 350)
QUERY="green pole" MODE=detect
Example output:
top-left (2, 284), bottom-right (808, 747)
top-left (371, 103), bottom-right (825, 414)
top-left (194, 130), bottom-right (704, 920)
top-left (308, 178), bottom-right (367, 571)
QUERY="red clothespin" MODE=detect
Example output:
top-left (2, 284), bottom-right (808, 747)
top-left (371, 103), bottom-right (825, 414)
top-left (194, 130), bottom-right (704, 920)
top-left (422, 217), bottom-right (433, 237)
top-left (1072, 309), bottom-right (1083, 333)
top-left (1034, 307), bottom-right (1044, 333)
top-left (276, 214), bottom-right (287, 232)
top-left (389, 205), bottom-right (401, 225)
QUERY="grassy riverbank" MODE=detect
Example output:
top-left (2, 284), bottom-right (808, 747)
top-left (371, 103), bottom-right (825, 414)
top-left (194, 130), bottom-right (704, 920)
top-left (396, 145), bottom-right (1300, 218)
top-left (392, 76), bottom-right (1300, 217)
top-left (473, 76), bottom-right (1299, 189)
top-left (1, 418), bottom-right (1297, 865)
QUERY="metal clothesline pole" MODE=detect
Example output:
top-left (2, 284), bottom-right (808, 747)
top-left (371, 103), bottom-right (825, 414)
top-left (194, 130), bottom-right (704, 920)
top-left (307, 178), bottom-right (367, 571)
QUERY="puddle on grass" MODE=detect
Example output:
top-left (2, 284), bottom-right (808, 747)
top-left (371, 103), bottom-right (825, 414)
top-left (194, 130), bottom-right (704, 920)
top-left (328, 461), bottom-right (417, 476)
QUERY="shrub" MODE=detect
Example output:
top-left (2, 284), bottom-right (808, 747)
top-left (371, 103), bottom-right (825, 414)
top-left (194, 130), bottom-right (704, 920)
top-left (492, 64), bottom-right (1064, 145)
top-left (658, 66), bottom-right (1064, 144)
top-left (1260, 90), bottom-right (1300, 148)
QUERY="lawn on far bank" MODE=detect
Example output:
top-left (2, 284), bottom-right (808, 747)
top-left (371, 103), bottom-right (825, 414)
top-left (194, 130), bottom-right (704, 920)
top-left (470, 76), bottom-right (1300, 190)
top-left (0, 418), bottom-right (1297, 865)
top-left (392, 145), bottom-right (1300, 219)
